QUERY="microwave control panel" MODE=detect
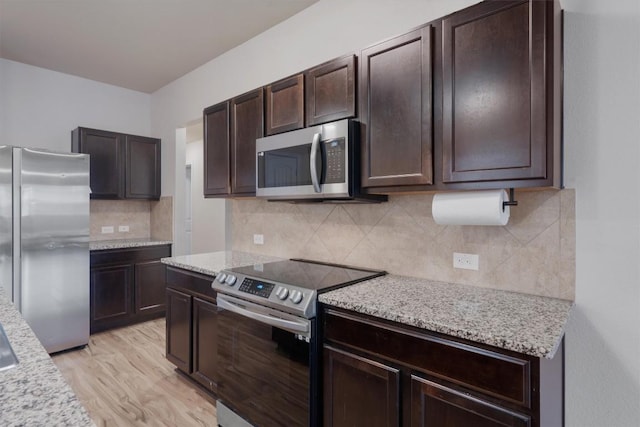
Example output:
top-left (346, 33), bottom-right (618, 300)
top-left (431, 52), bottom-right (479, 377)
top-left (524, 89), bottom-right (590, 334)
top-left (324, 138), bottom-right (346, 184)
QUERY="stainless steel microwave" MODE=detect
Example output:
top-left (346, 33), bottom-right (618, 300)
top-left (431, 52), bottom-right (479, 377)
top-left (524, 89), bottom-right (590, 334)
top-left (255, 119), bottom-right (386, 203)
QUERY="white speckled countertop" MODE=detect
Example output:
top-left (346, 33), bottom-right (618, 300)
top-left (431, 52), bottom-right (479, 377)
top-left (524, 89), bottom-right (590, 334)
top-left (89, 238), bottom-right (172, 251)
top-left (161, 250), bottom-right (282, 277)
top-left (0, 290), bottom-right (94, 426)
top-left (319, 275), bottom-right (573, 359)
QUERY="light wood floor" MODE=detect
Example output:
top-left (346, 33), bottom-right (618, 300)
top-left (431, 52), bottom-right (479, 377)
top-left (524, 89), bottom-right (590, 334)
top-left (52, 319), bottom-right (217, 427)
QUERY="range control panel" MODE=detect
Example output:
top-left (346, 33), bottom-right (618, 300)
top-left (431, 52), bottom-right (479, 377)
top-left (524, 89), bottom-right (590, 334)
top-left (211, 270), bottom-right (316, 318)
top-left (238, 278), bottom-right (275, 298)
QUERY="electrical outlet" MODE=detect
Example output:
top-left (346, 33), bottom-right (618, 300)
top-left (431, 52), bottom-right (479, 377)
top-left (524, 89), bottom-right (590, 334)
top-left (253, 234), bottom-right (264, 245)
top-left (101, 226), bottom-right (114, 234)
top-left (453, 252), bottom-right (479, 270)
top-left (118, 225), bottom-right (130, 232)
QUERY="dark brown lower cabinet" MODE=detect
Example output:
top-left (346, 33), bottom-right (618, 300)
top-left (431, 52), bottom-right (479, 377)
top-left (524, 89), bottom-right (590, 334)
top-left (135, 260), bottom-right (167, 315)
top-left (410, 375), bottom-right (531, 427)
top-left (91, 264), bottom-right (134, 329)
top-left (165, 266), bottom-right (219, 395)
top-left (166, 288), bottom-right (192, 373)
top-left (192, 297), bottom-right (219, 392)
top-left (324, 346), bottom-right (400, 427)
top-left (322, 306), bottom-right (564, 427)
top-left (90, 244), bottom-right (171, 333)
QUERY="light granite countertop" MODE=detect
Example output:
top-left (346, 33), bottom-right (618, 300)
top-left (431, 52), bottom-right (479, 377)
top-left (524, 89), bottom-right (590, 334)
top-left (89, 238), bottom-right (173, 251)
top-left (161, 250), bottom-right (282, 277)
top-left (319, 275), bottom-right (573, 359)
top-left (0, 290), bottom-right (94, 426)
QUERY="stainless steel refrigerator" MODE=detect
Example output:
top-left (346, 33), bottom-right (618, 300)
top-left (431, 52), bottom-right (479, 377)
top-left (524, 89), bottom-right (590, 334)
top-left (0, 146), bottom-right (90, 354)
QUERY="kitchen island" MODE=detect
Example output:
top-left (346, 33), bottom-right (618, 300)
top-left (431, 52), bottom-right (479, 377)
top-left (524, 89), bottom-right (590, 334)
top-left (0, 290), bottom-right (94, 426)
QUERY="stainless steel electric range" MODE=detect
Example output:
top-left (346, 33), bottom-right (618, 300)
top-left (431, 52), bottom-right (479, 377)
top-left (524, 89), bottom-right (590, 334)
top-left (211, 259), bottom-right (385, 427)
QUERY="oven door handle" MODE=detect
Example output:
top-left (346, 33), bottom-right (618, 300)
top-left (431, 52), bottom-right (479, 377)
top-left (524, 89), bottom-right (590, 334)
top-left (310, 132), bottom-right (322, 193)
top-left (217, 295), bottom-right (310, 334)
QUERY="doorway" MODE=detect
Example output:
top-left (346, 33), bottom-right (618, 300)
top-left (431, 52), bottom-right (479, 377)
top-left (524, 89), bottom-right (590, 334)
top-left (185, 164), bottom-right (192, 254)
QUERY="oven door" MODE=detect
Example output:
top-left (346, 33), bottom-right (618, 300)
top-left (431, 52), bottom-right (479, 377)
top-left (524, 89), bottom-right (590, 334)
top-left (216, 294), bottom-right (312, 427)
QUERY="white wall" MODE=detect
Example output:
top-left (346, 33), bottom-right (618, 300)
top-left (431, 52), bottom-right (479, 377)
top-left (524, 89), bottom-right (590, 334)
top-left (150, 0), bottom-right (640, 424)
top-left (562, 0), bottom-right (640, 425)
top-left (0, 59), bottom-right (150, 152)
top-left (185, 139), bottom-right (226, 254)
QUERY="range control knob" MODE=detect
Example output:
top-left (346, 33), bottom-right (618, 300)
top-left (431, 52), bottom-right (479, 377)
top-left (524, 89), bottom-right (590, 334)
top-left (289, 290), bottom-right (303, 304)
top-left (216, 273), bottom-right (227, 283)
top-left (225, 275), bottom-right (237, 286)
top-left (276, 286), bottom-right (289, 300)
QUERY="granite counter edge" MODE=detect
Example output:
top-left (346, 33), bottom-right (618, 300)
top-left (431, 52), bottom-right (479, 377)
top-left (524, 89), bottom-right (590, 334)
top-left (319, 294), bottom-right (572, 359)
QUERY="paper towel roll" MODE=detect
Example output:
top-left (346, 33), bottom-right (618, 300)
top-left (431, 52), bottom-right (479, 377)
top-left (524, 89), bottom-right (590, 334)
top-left (432, 190), bottom-right (510, 226)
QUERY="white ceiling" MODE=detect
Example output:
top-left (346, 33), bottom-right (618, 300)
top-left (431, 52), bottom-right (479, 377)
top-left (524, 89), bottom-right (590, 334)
top-left (0, 0), bottom-right (318, 93)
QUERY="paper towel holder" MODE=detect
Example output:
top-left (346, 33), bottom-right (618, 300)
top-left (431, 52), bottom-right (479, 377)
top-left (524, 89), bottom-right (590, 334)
top-left (502, 188), bottom-right (518, 212)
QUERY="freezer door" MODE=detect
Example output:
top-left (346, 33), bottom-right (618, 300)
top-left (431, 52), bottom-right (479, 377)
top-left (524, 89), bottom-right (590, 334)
top-left (0, 146), bottom-right (12, 300)
top-left (20, 148), bottom-right (90, 353)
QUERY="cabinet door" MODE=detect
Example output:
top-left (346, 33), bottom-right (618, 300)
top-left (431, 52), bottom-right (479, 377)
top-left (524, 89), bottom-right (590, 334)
top-left (230, 88), bottom-right (263, 195)
top-left (134, 260), bottom-right (166, 315)
top-left (125, 135), bottom-right (161, 199)
top-left (410, 375), bottom-right (531, 427)
top-left (265, 74), bottom-right (304, 135)
top-left (203, 101), bottom-right (231, 196)
top-left (324, 346), bottom-right (400, 427)
top-left (192, 297), bottom-right (219, 394)
top-left (360, 26), bottom-right (433, 188)
top-left (166, 288), bottom-right (192, 373)
top-left (74, 128), bottom-right (124, 199)
top-left (90, 264), bottom-right (133, 333)
top-left (442, 1), bottom-right (548, 184)
top-left (305, 55), bottom-right (356, 126)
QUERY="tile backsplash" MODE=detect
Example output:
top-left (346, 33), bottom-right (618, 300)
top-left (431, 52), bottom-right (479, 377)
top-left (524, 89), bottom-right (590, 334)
top-left (90, 200), bottom-right (151, 240)
top-left (231, 189), bottom-right (575, 300)
top-left (90, 197), bottom-right (173, 241)
top-left (151, 196), bottom-right (173, 241)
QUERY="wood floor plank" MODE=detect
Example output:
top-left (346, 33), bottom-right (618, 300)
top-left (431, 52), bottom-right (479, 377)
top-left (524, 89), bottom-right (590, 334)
top-left (53, 319), bottom-right (217, 427)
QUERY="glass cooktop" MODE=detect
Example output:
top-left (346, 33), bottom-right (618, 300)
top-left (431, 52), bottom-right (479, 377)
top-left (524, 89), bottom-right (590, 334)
top-left (224, 259), bottom-right (386, 292)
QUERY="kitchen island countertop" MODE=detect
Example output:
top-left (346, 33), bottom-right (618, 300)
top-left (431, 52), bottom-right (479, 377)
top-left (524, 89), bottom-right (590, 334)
top-left (89, 238), bottom-right (172, 251)
top-left (0, 290), bottom-right (94, 426)
top-left (319, 274), bottom-right (573, 359)
top-left (161, 250), bottom-right (282, 277)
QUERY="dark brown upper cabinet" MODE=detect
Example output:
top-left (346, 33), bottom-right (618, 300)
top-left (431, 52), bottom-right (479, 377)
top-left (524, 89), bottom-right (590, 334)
top-left (230, 88), bottom-right (264, 195)
top-left (305, 55), bottom-right (356, 127)
top-left (72, 127), bottom-right (161, 200)
top-left (359, 25), bottom-right (434, 189)
top-left (203, 101), bottom-right (231, 197)
top-left (265, 74), bottom-right (304, 135)
top-left (441, 0), bottom-right (562, 188)
top-left (72, 128), bottom-right (123, 198)
top-left (125, 134), bottom-right (161, 199)
top-left (203, 88), bottom-right (264, 198)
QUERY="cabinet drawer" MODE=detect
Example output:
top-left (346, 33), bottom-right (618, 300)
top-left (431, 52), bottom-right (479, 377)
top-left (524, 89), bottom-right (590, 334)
top-left (324, 309), bottom-right (532, 408)
top-left (91, 244), bottom-right (171, 266)
top-left (166, 267), bottom-right (217, 301)
top-left (411, 374), bottom-right (531, 427)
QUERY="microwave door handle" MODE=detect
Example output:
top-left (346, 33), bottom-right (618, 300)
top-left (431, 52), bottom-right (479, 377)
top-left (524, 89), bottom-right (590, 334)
top-left (310, 132), bottom-right (322, 193)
